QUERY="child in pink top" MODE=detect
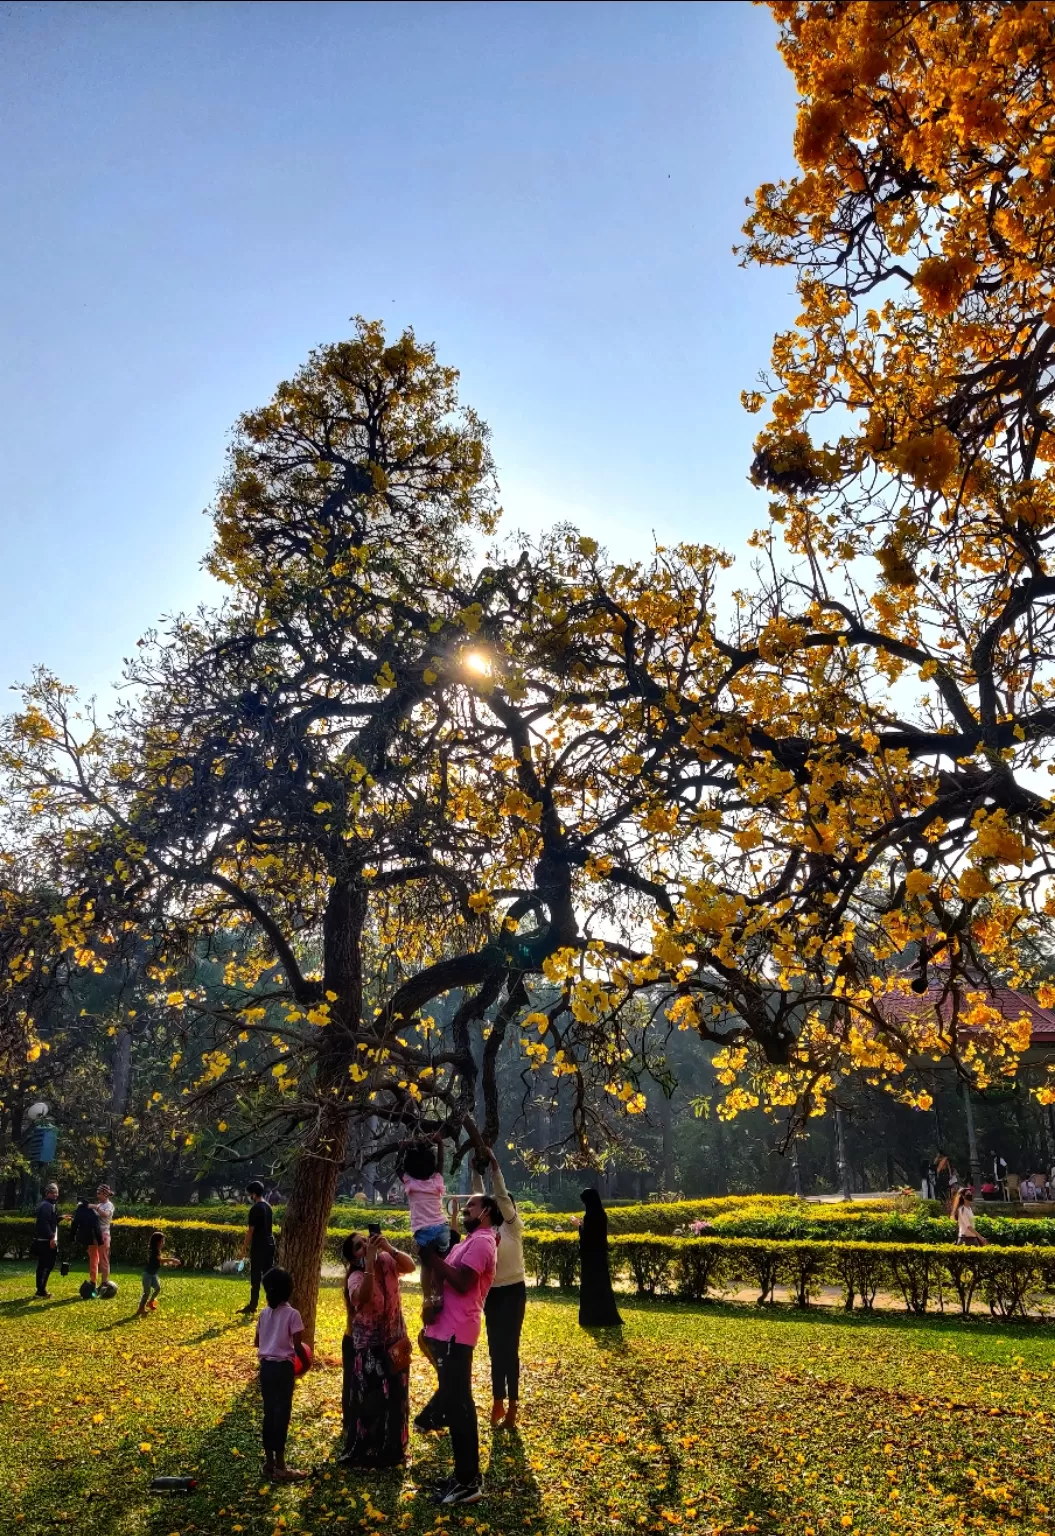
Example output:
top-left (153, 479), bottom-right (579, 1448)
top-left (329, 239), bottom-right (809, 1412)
top-left (253, 1267), bottom-right (310, 1482)
top-left (399, 1130), bottom-right (457, 1326)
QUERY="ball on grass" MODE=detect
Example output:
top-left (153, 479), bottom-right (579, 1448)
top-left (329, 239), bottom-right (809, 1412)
top-left (79, 1280), bottom-right (97, 1301)
top-left (293, 1343), bottom-right (314, 1378)
top-left (98, 1280), bottom-right (118, 1299)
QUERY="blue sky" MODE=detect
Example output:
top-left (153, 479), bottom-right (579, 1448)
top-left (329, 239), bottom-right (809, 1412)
top-left (0, 0), bottom-right (798, 704)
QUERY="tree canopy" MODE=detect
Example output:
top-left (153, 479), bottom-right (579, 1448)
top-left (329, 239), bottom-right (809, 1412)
top-left (6, 3), bottom-right (1055, 1331)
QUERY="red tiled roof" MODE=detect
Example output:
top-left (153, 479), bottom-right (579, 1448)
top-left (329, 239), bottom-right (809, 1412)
top-left (877, 983), bottom-right (1055, 1044)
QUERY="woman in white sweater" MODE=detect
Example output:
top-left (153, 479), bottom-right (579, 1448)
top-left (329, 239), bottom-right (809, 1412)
top-left (471, 1148), bottom-right (526, 1428)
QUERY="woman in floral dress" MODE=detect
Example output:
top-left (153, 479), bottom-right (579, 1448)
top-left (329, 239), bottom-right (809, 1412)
top-left (339, 1231), bottom-right (415, 1467)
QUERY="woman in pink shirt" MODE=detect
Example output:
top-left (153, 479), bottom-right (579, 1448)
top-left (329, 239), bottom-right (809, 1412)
top-left (339, 1231), bottom-right (416, 1468)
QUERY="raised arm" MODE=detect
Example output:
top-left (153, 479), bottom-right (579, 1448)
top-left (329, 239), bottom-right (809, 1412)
top-left (487, 1151), bottom-right (517, 1224)
top-left (378, 1236), bottom-right (416, 1275)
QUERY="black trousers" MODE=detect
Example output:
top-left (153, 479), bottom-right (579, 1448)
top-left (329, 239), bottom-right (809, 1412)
top-left (259, 1359), bottom-right (294, 1457)
top-left (249, 1241), bottom-right (275, 1310)
top-left (424, 1340), bottom-right (478, 1485)
top-left (484, 1281), bottom-right (526, 1401)
top-left (34, 1243), bottom-right (56, 1295)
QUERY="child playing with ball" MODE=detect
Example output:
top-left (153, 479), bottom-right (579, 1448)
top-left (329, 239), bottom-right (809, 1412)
top-left (254, 1267), bottom-right (311, 1482)
top-left (136, 1231), bottom-right (179, 1316)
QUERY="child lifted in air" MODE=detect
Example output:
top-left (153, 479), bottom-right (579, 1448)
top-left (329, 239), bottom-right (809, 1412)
top-left (399, 1128), bottom-right (458, 1325)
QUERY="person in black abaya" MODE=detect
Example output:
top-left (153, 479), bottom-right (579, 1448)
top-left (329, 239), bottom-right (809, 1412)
top-left (577, 1188), bottom-right (622, 1328)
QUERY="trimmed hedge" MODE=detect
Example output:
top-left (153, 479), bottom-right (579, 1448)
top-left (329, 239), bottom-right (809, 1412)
top-left (0, 1216), bottom-right (248, 1270)
top-left (707, 1208), bottom-right (1055, 1247)
top-left (5, 1214), bottom-right (1054, 1318)
top-left (0, 1215), bottom-right (415, 1271)
top-left (113, 1203), bottom-right (416, 1232)
top-left (522, 1232), bottom-right (1055, 1318)
top-left (520, 1196), bottom-right (822, 1235)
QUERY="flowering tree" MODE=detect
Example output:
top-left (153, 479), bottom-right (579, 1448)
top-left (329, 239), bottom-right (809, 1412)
top-left (709, 0), bottom-right (1055, 1107)
top-left (8, 4), bottom-right (1055, 1323)
top-left (1, 326), bottom-right (756, 1330)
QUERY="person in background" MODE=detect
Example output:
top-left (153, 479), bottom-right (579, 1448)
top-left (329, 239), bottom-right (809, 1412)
top-left (136, 1230), bottom-right (180, 1316)
top-left (255, 1266), bottom-right (310, 1482)
top-left (69, 1196), bottom-right (104, 1293)
top-left (577, 1189), bottom-right (623, 1328)
top-left (89, 1183), bottom-right (115, 1287)
top-left (239, 1180), bottom-right (276, 1316)
top-left (417, 1193), bottom-right (502, 1508)
top-left (953, 1188), bottom-right (987, 1246)
top-left (471, 1147), bottom-right (526, 1428)
top-left (32, 1181), bottom-right (61, 1298)
top-left (1022, 1174), bottom-right (1038, 1201)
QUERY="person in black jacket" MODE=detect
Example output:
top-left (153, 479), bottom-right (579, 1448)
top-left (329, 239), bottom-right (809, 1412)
top-left (32, 1182), bottom-right (61, 1298)
top-left (69, 1197), bottom-right (103, 1251)
top-left (68, 1197), bottom-right (104, 1296)
top-left (239, 1180), bottom-right (276, 1316)
top-left (577, 1189), bottom-right (622, 1328)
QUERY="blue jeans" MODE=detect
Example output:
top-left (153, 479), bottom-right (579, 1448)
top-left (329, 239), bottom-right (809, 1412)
top-left (413, 1222), bottom-right (452, 1254)
top-left (140, 1271), bottom-right (161, 1305)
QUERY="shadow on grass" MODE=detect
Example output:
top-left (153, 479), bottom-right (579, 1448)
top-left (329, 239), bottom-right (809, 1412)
top-left (578, 1322), bottom-right (629, 1354)
top-left (139, 1379), bottom-right (263, 1536)
top-left (612, 1290), bottom-right (1051, 1342)
top-left (290, 1403), bottom-right (544, 1534)
top-left (183, 1318), bottom-right (245, 1346)
top-left (97, 1311), bottom-right (150, 1332)
top-left (0, 1293), bottom-right (81, 1317)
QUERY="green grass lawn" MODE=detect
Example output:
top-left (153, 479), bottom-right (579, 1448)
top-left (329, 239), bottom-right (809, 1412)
top-left (2, 1263), bottom-right (1055, 1536)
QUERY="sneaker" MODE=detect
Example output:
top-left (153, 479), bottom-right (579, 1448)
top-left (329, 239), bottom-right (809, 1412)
top-left (431, 1474), bottom-right (459, 1500)
top-left (414, 1408), bottom-right (446, 1433)
top-left (440, 1479), bottom-right (484, 1506)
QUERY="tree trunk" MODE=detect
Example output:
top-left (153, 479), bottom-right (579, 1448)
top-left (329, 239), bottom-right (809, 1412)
top-left (110, 1026), bottom-right (133, 1118)
top-left (277, 878), bottom-right (365, 1342)
top-left (108, 1026), bottom-right (133, 1182)
top-left (659, 1090), bottom-right (675, 1192)
top-left (835, 1105), bottom-right (851, 1200)
top-left (713, 1091), bottom-right (729, 1196)
top-left (278, 1099), bottom-right (347, 1340)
